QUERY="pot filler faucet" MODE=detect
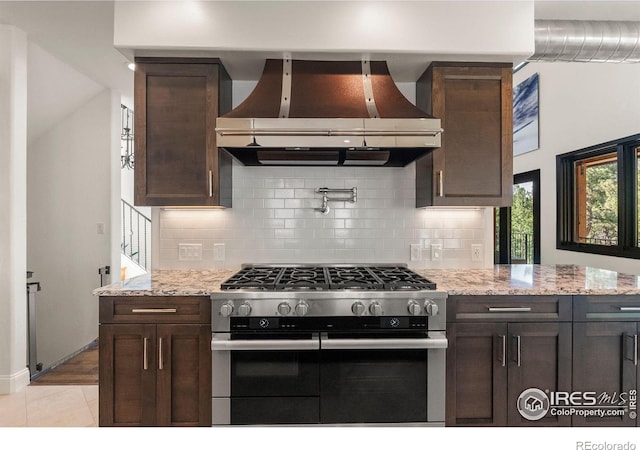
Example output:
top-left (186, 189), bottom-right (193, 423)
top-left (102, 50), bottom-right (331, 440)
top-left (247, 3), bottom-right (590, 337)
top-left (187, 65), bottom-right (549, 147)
top-left (315, 187), bottom-right (357, 215)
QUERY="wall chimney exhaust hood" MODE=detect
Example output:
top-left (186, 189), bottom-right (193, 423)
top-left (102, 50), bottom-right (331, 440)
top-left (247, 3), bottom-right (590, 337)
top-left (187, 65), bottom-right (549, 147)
top-left (215, 59), bottom-right (442, 167)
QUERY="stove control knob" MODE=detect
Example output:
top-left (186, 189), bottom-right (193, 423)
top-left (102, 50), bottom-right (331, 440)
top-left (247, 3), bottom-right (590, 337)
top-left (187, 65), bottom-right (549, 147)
top-left (220, 302), bottom-right (234, 317)
top-left (238, 302), bottom-right (252, 317)
top-left (424, 300), bottom-right (439, 316)
top-left (278, 302), bottom-right (292, 316)
top-left (407, 300), bottom-right (422, 316)
top-left (295, 301), bottom-right (310, 316)
top-left (369, 301), bottom-right (383, 316)
top-left (352, 301), bottom-right (365, 316)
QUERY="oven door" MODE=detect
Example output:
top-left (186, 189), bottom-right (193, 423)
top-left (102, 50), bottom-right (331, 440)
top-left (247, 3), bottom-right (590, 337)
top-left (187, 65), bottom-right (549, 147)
top-left (319, 331), bottom-right (447, 425)
top-left (211, 332), bottom-right (320, 425)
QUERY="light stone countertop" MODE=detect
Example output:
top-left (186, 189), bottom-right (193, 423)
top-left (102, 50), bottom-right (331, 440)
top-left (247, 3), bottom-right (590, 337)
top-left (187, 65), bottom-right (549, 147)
top-left (93, 269), bottom-right (239, 296)
top-left (417, 264), bottom-right (640, 296)
top-left (93, 264), bottom-right (640, 297)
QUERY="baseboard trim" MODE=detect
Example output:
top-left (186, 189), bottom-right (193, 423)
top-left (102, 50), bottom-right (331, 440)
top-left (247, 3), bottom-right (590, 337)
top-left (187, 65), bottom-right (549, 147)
top-left (30, 338), bottom-right (98, 382)
top-left (0, 367), bottom-right (30, 394)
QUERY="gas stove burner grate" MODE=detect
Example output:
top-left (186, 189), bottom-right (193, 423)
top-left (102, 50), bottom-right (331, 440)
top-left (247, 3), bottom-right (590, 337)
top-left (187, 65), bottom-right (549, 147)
top-left (220, 266), bottom-right (283, 290)
top-left (275, 267), bottom-right (330, 290)
top-left (368, 266), bottom-right (437, 290)
top-left (220, 265), bottom-right (437, 291)
top-left (327, 267), bottom-right (384, 290)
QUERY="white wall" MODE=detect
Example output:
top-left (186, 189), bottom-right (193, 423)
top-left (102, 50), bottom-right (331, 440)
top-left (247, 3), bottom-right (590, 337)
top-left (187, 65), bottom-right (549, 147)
top-left (0, 25), bottom-right (29, 394)
top-left (28, 89), bottom-right (114, 370)
top-left (114, 1), bottom-right (533, 60)
top-left (513, 62), bottom-right (640, 274)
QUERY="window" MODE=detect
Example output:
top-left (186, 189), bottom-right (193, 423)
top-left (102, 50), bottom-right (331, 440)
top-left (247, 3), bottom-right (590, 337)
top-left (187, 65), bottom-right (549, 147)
top-left (557, 133), bottom-right (640, 258)
top-left (495, 170), bottom-right (540, 264)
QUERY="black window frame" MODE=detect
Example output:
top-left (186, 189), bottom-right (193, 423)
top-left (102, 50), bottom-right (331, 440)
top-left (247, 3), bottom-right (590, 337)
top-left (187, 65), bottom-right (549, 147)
top-left (556, 133), bottom-right (640, 259)
top-left (496, 169), bottom-right (541, 264)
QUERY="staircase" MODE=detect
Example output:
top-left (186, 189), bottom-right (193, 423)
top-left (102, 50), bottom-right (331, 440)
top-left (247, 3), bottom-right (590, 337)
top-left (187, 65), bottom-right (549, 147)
top-left (121, 199), bottom-right (151, 273)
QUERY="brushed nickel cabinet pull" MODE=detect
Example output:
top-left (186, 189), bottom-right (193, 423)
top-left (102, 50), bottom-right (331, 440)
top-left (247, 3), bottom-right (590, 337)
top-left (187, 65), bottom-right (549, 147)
top-left (209, 170), bottom-right (213, 198)
top-left (131, 308), bottom-right (177, 314)
top-left (488, 307), bottom-right (532, 313)
top-left (516, 335), bottom-right (522, 367)
top-left (143, 337), bottom-right (148, 370)
top-left (499, 335), bottom-right (506, 367)
top-left (158, 337), bottom-right (164, 370)
top-left (624, 334), bottom-right (637, 365)
top-left (437, 171), bottom-right (444, 197)
top-left (619, 307), bottom-right (640, 311)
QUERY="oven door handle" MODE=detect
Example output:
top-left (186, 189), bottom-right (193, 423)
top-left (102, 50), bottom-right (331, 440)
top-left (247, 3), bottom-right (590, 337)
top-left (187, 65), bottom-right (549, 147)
top-left (320, 331), bottom-right (448, 350)
top-left (211, 334), bottom-right (320, 351)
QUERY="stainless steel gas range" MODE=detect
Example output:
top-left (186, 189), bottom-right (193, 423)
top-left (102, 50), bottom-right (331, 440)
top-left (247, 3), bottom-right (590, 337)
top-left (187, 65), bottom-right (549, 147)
top-left (210, 264), bottom-right (447, 426)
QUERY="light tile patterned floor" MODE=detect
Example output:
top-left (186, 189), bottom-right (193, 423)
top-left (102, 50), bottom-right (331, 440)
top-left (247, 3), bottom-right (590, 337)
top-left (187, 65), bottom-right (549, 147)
top-left (0, 385), bottom-right (97, 427)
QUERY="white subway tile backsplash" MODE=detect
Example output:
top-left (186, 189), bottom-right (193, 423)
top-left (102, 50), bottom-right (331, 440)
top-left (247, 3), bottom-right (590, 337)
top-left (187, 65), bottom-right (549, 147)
top-left (264, 199), bottom-right (285, 209)
top-left (154, 162), bottom-right (493, 270)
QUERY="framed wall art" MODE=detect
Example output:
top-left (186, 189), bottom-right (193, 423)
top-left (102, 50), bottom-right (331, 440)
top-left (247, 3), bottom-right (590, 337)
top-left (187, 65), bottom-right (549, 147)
top-left (513, 72), bottom-right (539, 156)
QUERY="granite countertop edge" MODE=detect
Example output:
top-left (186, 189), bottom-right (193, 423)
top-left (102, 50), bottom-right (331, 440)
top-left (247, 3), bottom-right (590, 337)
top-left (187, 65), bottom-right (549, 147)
top-left (92, 265), bottom-right (640, 297)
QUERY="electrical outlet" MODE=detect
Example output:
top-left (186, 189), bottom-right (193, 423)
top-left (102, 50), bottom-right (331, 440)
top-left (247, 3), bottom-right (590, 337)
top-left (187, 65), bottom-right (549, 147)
top-left (178, 243), bottom-right (202, 261)
top-left (96, 223), bottom-right (105, 235)
top-left (410, 244), bottom-right (421, 261)
top-left (431, 244), bottom-right (442, 261)
top-left (472, 244), bottom-right (483, 262)
top-left (214, 243), bottom-right (226, 261)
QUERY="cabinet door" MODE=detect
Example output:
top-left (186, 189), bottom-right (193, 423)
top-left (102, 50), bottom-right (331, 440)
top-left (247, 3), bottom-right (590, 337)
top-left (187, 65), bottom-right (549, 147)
top-left (156, 324), bottom-right (212, 426)
top-left (135, 61), bottom-right (232, 207)
top-left (416, 63), bottom-right (512, 207)
top-left (99, 324), bottom-right (157, 426)
top-left (573, 322), bottom-right (637, 426)
top-left (507, 322), bottom-right (572, 426)
top-left (446, 322), bottom-right (508, 426)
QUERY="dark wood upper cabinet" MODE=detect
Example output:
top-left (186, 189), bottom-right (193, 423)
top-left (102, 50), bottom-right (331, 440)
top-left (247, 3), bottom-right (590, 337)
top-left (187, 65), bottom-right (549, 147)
top-left (134, 58), bottom-right (232, 207)
top-left (415, 62), bottom-right (513, 207)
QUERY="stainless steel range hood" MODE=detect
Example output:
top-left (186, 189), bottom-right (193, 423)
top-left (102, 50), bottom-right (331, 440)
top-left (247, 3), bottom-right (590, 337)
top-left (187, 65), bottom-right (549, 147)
top-left (216, 59), bottom-right (442, 167)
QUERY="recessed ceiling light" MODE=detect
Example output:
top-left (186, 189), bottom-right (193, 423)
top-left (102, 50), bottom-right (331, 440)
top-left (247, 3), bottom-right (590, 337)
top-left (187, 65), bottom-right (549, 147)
top-left (127, 63), bottom-right (136, 71)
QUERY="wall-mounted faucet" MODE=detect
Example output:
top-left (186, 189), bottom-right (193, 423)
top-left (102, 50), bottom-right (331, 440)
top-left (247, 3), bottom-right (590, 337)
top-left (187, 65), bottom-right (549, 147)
top-left (315, 187), bottom-right (357, 215)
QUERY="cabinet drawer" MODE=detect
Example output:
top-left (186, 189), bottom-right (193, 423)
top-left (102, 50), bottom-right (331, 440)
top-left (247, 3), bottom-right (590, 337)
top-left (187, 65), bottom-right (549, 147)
top-left (574, 295), bottom-right (640, 322)
top-left (99, 296), bottom-right (211, 324)
top-left (448, 295), bottom-right (571, 322)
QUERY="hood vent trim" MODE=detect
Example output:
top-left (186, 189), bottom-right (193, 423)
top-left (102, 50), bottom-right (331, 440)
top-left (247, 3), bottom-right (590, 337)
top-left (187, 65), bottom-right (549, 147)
top-left (216, 59), bottom-right (442, 167)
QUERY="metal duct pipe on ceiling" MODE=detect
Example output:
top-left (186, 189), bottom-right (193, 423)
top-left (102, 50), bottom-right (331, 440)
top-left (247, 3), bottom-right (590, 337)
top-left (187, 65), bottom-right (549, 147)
top-left (530, 20), bottom-right (640, 63)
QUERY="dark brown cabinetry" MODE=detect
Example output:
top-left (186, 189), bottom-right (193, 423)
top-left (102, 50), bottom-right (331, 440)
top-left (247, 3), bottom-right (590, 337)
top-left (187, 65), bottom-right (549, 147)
top-left (573, 296), bottom-right (640, 426)
top-left (415, 63), bottom-right (513, 207)
top-left (99, 296), bottom-right (211, 426)
top-left (446, 296), bottom-right (572, 426)
top-left (134, 58), bottom-right (232, 207)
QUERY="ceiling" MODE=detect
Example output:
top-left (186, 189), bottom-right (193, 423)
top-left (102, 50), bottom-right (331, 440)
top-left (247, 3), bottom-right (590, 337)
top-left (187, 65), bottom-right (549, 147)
top-left (0, 0), bottom-right (638, 140)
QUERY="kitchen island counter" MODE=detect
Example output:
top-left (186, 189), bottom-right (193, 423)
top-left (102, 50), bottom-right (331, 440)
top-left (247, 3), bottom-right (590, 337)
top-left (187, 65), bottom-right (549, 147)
top-left (418, 264), bottom-right (640, 296)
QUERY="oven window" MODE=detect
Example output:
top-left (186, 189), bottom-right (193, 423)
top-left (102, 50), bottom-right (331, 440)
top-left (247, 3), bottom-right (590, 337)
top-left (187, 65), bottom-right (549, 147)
top-left (320, 349), bottom-right (427, 423)
top-left (231, 351), bottom-right (319, 397)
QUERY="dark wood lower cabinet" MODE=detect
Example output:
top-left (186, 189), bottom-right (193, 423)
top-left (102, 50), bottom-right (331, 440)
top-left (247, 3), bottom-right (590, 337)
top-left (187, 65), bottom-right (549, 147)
top-left (99, 324), bottom-right (157, 426)
top-left (447, 322), bottom-right (507, 426)
top-left (447, 322), bottom-right (571, 426)
top-left (507, 323), bottom-right (572, 426)
top-left (99, 323), bottom-right (211, 426)
top-left (156, 324), bottom-right (211, 426)
top-left (572, 322), bottom-right (637, 427)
